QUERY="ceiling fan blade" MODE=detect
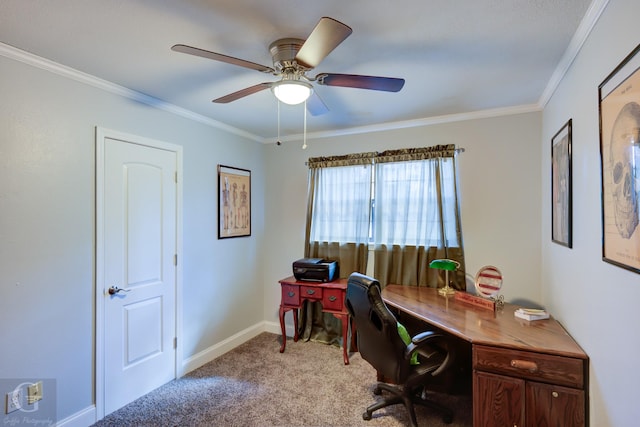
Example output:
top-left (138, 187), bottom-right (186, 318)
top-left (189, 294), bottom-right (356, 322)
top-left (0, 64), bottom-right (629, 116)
top-left (306, 92), bottom-right (329, 116)
top-left (315, 73), bottom-right (405, 92)
top-left (171, 44), bottom-right (274, 74)
top-left (213, 82), bottom-right (273, 104)
top-left (295, 17), bottom-right (352, 69)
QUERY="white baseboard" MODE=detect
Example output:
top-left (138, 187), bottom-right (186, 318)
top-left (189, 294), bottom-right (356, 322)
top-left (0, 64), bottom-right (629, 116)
top-left (181, 321), bottom-right (292, 374)
top-left (263, 320), bottom-right (294, 336)
top-left (67, 322), bottom-right (293, 426)
top-left (181, 321), bottom-right (294, 374)
top-left (56, 405), bottom-right (95, 427)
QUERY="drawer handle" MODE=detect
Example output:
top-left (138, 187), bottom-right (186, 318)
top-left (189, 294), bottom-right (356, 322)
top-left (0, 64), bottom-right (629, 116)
top-left (288, 291), bottom-right (295, 297)
top-left (510, 359), bottom-right (538, 373)
top-left (306, 289), bottom-right (316, 295)
top-left (552, 391), bottom-right (559, 398)
top-left (328, 295), bottom-right (337, 302)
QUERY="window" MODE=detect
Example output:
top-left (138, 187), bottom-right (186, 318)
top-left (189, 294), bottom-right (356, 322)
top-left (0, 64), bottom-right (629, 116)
top-left (309, 148), bottom-right (461, 249)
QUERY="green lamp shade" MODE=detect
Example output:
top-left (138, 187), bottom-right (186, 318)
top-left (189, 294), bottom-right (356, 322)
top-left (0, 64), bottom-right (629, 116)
top-left (429, 259), bottom-right (459, 271)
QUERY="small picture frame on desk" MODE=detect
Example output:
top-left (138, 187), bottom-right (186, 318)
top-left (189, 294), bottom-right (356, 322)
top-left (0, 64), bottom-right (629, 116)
top-left (551, 119), bottom-right (572, 248)
top-left (218, 164), bottom-right (251, 239)
top-left (598, 42), bottom-right (640, 273)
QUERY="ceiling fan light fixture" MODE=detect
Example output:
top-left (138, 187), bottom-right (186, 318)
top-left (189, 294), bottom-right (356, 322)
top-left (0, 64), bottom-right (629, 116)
top-left (272, 80), bottom-right (312, 105)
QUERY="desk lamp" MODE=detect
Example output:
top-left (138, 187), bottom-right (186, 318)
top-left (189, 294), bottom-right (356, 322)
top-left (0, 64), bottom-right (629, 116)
top-left (429, 259), bottom-right (460, 297)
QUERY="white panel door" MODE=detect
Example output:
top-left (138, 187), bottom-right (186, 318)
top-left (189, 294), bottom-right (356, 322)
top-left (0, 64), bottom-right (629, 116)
top-left (103, 137), bottom-right (177, 415)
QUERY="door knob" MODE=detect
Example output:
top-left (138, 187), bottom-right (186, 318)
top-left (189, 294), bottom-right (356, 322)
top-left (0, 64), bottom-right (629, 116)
top-left (108, 286), bottom-right (130, 295)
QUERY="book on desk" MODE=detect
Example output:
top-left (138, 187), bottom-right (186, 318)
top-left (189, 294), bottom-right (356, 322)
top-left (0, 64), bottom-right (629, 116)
top-left (514, 308), bottom-right (550, 321)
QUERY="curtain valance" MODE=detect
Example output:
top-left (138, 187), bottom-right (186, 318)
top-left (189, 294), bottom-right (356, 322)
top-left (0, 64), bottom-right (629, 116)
top-left (307, 152), bottom-right (376, 168)
top-left (307, 144), bottom-right (457, 168)
top-left (376, 144), bottom-right (456, 163)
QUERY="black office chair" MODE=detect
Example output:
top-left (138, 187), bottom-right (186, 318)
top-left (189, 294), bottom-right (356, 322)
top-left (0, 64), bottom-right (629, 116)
top-left (345, 272), bottom-right (454, 426)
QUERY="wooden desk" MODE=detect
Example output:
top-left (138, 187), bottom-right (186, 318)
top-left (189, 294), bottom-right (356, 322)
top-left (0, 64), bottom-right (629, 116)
top-left (278, 276), bottom-right (352, 365)
top-left (381, 285), bottom-right (588, 427)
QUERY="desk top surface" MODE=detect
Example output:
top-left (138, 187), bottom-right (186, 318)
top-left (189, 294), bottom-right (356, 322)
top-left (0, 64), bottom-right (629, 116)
top-left (382, 285), bottom-right (587, 359)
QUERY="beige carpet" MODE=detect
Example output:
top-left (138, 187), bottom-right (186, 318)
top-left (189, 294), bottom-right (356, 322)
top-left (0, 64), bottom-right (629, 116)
top-left (92, 332), bottom-right (472, 426)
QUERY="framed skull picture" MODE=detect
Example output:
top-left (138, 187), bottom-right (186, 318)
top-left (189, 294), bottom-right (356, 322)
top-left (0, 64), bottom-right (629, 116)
top-left (599, 43), bottom-right (640, 273)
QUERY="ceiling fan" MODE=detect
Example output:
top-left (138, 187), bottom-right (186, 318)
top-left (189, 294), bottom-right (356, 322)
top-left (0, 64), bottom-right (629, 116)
top-left (171, 17), bottom-right (405, 116)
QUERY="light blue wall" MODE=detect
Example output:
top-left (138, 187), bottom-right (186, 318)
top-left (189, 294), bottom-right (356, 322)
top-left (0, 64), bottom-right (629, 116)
top-left (0, 53), bottom-right (266, 424)
top-left (542, 0), bottom-right (640, 425)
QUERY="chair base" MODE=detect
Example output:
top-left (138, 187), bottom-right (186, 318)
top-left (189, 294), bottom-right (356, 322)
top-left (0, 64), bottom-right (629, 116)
top-left (362, 383), bottom-right (453, 427)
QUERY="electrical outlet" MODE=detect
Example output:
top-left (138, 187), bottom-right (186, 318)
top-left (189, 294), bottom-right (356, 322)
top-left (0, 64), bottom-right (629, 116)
top-left (27, 381), bottom-right (42, 404)
top-left (5, 389), bottom-right (22, 414)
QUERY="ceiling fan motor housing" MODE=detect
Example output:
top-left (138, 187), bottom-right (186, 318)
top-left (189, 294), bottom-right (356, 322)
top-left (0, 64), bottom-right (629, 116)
top-left (269, 38), bottom-right (306, 74)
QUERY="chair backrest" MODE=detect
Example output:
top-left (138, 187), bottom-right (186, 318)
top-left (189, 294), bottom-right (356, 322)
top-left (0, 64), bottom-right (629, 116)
top-left (345, 272), bottom-right (411, 382)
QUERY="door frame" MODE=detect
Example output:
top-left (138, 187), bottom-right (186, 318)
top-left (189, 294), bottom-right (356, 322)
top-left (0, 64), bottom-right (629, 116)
top-left (95, 127), bottom-right (183, 420)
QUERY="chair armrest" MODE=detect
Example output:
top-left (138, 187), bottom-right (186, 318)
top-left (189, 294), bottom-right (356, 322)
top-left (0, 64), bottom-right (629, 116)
top-left (405, 331), bottom-right (455, 376)
top-left (411, 330), bottom-right (440, 345)
top-left (405, 331), bottom-right (442, 360)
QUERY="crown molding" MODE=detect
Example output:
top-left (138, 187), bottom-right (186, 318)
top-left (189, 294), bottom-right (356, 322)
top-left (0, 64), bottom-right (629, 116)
top-left (265, 103), bottom-right (541, 144)
top-left (6, 40), bottom-right (532, 144)
top-left (0, 42), bottom-right (263, 143)
top-left (538, 0), bottom-right (610, 107)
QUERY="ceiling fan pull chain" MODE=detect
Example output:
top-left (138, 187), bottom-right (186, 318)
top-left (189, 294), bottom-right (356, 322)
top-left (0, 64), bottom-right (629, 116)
top-left (277, 99), bottom-right (281, 145)
top-left (302, 100), bottom-right (308, 150)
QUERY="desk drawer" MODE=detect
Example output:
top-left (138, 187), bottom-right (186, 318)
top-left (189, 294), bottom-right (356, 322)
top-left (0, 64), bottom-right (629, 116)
top-left (301, 286), bottom-right (322, 300)
top-left (281, 284), bottom-right (300, 306)
top-left (473, 345), bottom-right (584, 388)
top-left (322, 288), bottom-right (344, 311)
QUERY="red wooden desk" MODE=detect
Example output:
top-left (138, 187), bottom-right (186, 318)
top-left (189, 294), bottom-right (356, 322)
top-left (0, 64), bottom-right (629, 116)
top-left (279, 276), bottom-right (352, 364)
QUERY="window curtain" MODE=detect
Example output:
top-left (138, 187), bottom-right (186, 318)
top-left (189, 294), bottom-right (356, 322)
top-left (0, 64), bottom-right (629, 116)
top-left (301, 153), bottom-right (374, 345)
top-left (373, 145), bottom-right (466, 289)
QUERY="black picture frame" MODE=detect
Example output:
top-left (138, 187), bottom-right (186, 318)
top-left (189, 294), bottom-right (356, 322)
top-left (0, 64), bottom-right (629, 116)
top-left (551, 119), bottom-right (572, 248)
top-left (598, 42), bottom-right (640, 273)
top-left (218, 164), bottom-right (251, 239)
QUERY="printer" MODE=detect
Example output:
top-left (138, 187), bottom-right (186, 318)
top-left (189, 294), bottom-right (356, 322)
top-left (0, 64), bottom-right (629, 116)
top-left (292, 258), bottom-right (339, 282)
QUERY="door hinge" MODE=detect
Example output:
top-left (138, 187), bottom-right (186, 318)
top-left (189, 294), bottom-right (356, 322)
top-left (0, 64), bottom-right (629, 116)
top-left (174, 254), bottom-right (177, 266)
top-left (173, 337), bottom-right (177, 349)
top-left (174, 171), bottom-right (178, 183)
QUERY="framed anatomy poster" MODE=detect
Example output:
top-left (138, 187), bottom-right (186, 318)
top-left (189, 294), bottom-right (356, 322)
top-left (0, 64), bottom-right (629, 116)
top-left (218, 165), bottom-right (251, 239)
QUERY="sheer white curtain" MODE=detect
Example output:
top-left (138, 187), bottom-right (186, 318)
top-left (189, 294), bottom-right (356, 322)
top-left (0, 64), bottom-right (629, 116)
top-left (309, 163), bottom-right (372, 245)
top-left (374, 157), bottom-right (460, 247)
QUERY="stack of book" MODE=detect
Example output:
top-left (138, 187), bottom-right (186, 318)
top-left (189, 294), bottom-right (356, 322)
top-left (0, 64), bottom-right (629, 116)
top-left (514, 308), bottom-right (550, 321)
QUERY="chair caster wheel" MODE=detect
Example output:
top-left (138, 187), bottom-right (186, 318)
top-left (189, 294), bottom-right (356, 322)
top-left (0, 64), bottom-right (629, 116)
top-left (363, 411), bottom-right (372, 421)
top-left (373, 386), bottom-right (382, 395)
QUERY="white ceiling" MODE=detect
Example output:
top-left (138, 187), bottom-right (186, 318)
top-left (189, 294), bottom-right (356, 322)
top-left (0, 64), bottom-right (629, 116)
top-left (0, 0), bottom-right (597, 141)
